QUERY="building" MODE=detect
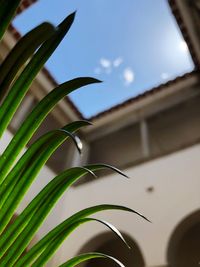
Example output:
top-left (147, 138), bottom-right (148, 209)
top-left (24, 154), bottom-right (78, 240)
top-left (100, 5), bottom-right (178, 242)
top-left (0, 0), bottom-right (200, 266)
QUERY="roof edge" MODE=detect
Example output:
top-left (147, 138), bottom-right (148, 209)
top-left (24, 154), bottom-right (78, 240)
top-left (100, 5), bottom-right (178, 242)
top-left (16, 0), bottom-right (38, 16)
top-left (89, 70), bottom-right (199, 121)
top-left (168, 0), bottom-right (200, 69)
top-left (7, 24), bottom-right (84, 120)
top-left (11, 0), bottom-right (199, 121)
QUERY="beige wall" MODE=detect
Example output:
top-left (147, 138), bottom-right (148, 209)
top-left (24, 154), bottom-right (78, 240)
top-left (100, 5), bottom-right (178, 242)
top-left (1, 130), bottom-right (199, 266)
top-left (58, 142), bottom-right (200, 267)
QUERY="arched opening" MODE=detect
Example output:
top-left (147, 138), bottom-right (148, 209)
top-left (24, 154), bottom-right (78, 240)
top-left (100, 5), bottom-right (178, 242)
top-left (78, 232), bottom-right (145, 267)
top-left (167, 210), bottom-right (200, 267)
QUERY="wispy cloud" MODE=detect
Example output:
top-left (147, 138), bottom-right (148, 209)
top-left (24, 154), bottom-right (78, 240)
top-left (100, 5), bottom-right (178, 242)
top-left (100, 58), bottom-right (111, 69)
top-left (123, 68), bottom-right (135, 86)
top-left (113, 57), bottom-right (123, 68)
top-left (94, 57), bottom-right (124, 75)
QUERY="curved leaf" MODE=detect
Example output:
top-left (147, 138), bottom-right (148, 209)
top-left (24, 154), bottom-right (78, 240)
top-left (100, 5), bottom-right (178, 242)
top-left (0, 22), bottom-right (55, 100)
top-left (0, 168), bottom-right (96, 265)
top-left (0, 128), bottom-right (80, 209)
top-left (59, 252), bottom-right (125, 267)
top-left (0, 0), bottom-right (22, 40)
top-left (30, 217), bottom-right (128, 267)
top-left (0, 12), bottom-right (76, 137)
top-left (0, 130), bottom-right (83, 237)
top-left (0, 163), bottom-right (132, 264)
top-left (0, 77), bottom-right (100, 184)
top-left (15, 203), bottom-right (148, 267)
top-left (0, 120), bottom-right (90, 209)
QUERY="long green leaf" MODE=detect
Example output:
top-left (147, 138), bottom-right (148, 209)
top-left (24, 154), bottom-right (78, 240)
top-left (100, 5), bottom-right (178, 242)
top-left (0, 120), bottom-right (90, 211)
top-left (0, 128), bottom-right (81, 210)
top-left (0, 122), bottom-right (89, 234)
top-left (0, 168), bottom-right (95, 256)
top-left (17, 206), bottom-right (131, 267)
top-left (0, 133), bottom-right (80, 235)
top-left (0, 77), bottom-right (100, 184)
top-left (0, 165), bottom-right (130, 265)
top-left (30, 217), bottom-right (128, 267)
top-left (0, 12), bottom-right (76, 137)
top-left (0, 22), bottom-right (55, 100)
top-left (59, 252), bottom-right (125, 267)
top-left (14, 201), bottom-right (149, 267)
top-left (0, 168), bottom-right (96, 266)
top-left (0, 0), bottom-right (22, 40)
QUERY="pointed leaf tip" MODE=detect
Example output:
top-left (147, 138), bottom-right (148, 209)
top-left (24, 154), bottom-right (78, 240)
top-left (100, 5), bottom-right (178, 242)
top-left (101, 164), bottom-right (129, 179)
top-left (95, 78), bottom-right (103, 83)
top-left (81, 120), bottom-right (93, 126)
top-left (57, 129), bottom-right (83, 154)
top-left (82, 77), bottom-right (102, 84)
top-left (57, 11), bottom-right (77, 31)
top-left (86, 163), bottom-right (129, 179)
top-left (82, 167), bottom-right (98, 179)
top-left (70, 11), bottom-right (77, 21)
top-left (74, 136), bottom-right (83, 154)
top-left (90, 218), bottom-right (130, 249)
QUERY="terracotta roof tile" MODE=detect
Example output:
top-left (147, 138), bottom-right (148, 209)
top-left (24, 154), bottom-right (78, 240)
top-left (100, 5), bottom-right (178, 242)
top-left (89, 70), bottom-right (200, 120)
top-left (16, 0), bottom-right (38, 15)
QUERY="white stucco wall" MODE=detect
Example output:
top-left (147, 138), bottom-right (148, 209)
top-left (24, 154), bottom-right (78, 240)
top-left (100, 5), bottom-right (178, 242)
top-left (1, 130), bottom-right (199, 267)
top-left (57, 143), bottom-right (200, 267)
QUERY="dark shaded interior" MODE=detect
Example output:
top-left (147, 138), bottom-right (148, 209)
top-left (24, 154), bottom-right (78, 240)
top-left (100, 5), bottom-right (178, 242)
top-left (79, 232), bottom-right (145, 267)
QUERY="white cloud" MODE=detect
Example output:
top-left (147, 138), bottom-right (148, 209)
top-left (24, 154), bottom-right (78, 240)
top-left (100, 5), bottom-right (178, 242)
top-left (123, 68), bottom-right (135, 86)
top-left (96, 56), bottom-right (123, 76)
top-left (113, 57), bottom-right (123, 68)
top-left (100, 58), bottom-right (111, 69)
top-left (161, 72), bottom-right (169, 80)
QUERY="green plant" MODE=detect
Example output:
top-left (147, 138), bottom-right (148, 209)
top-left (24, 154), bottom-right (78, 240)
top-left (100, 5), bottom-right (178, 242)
top-left (0, 1), bottom-right (149, 266)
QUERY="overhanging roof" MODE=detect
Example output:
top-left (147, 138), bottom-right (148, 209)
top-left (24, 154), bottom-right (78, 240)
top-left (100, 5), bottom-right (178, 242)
top-left (10, 0), bottom-right (200, 122)
top-left (17, 0), bottom-right (38, 15)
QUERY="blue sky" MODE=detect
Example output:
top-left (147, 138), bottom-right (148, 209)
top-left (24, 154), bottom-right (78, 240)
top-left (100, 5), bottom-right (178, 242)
top-left (13, 0), bottom-right (194, 118)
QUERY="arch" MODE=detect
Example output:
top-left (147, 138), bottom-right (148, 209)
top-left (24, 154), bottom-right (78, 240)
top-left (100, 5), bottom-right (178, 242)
top-left (78, 231), bottom-right (145, 267)
top-left (167, 209), bottom-right (200, 267)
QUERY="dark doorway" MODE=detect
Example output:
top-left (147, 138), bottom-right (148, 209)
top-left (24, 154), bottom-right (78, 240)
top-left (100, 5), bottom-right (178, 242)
top-left (78, 232), bottom-right (145, 267)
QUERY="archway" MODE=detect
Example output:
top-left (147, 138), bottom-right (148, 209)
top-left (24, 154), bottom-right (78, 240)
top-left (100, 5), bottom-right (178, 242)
top-left (167, 210), bottom-right (200, 267)
top-left (78, 231), bottom-right (145, 267)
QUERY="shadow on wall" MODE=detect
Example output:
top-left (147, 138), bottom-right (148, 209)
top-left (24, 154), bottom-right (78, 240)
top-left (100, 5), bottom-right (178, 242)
top-left (167, 209), bottom-right (200, 267)
top-left (78, 231), bottom-right (145, 267)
